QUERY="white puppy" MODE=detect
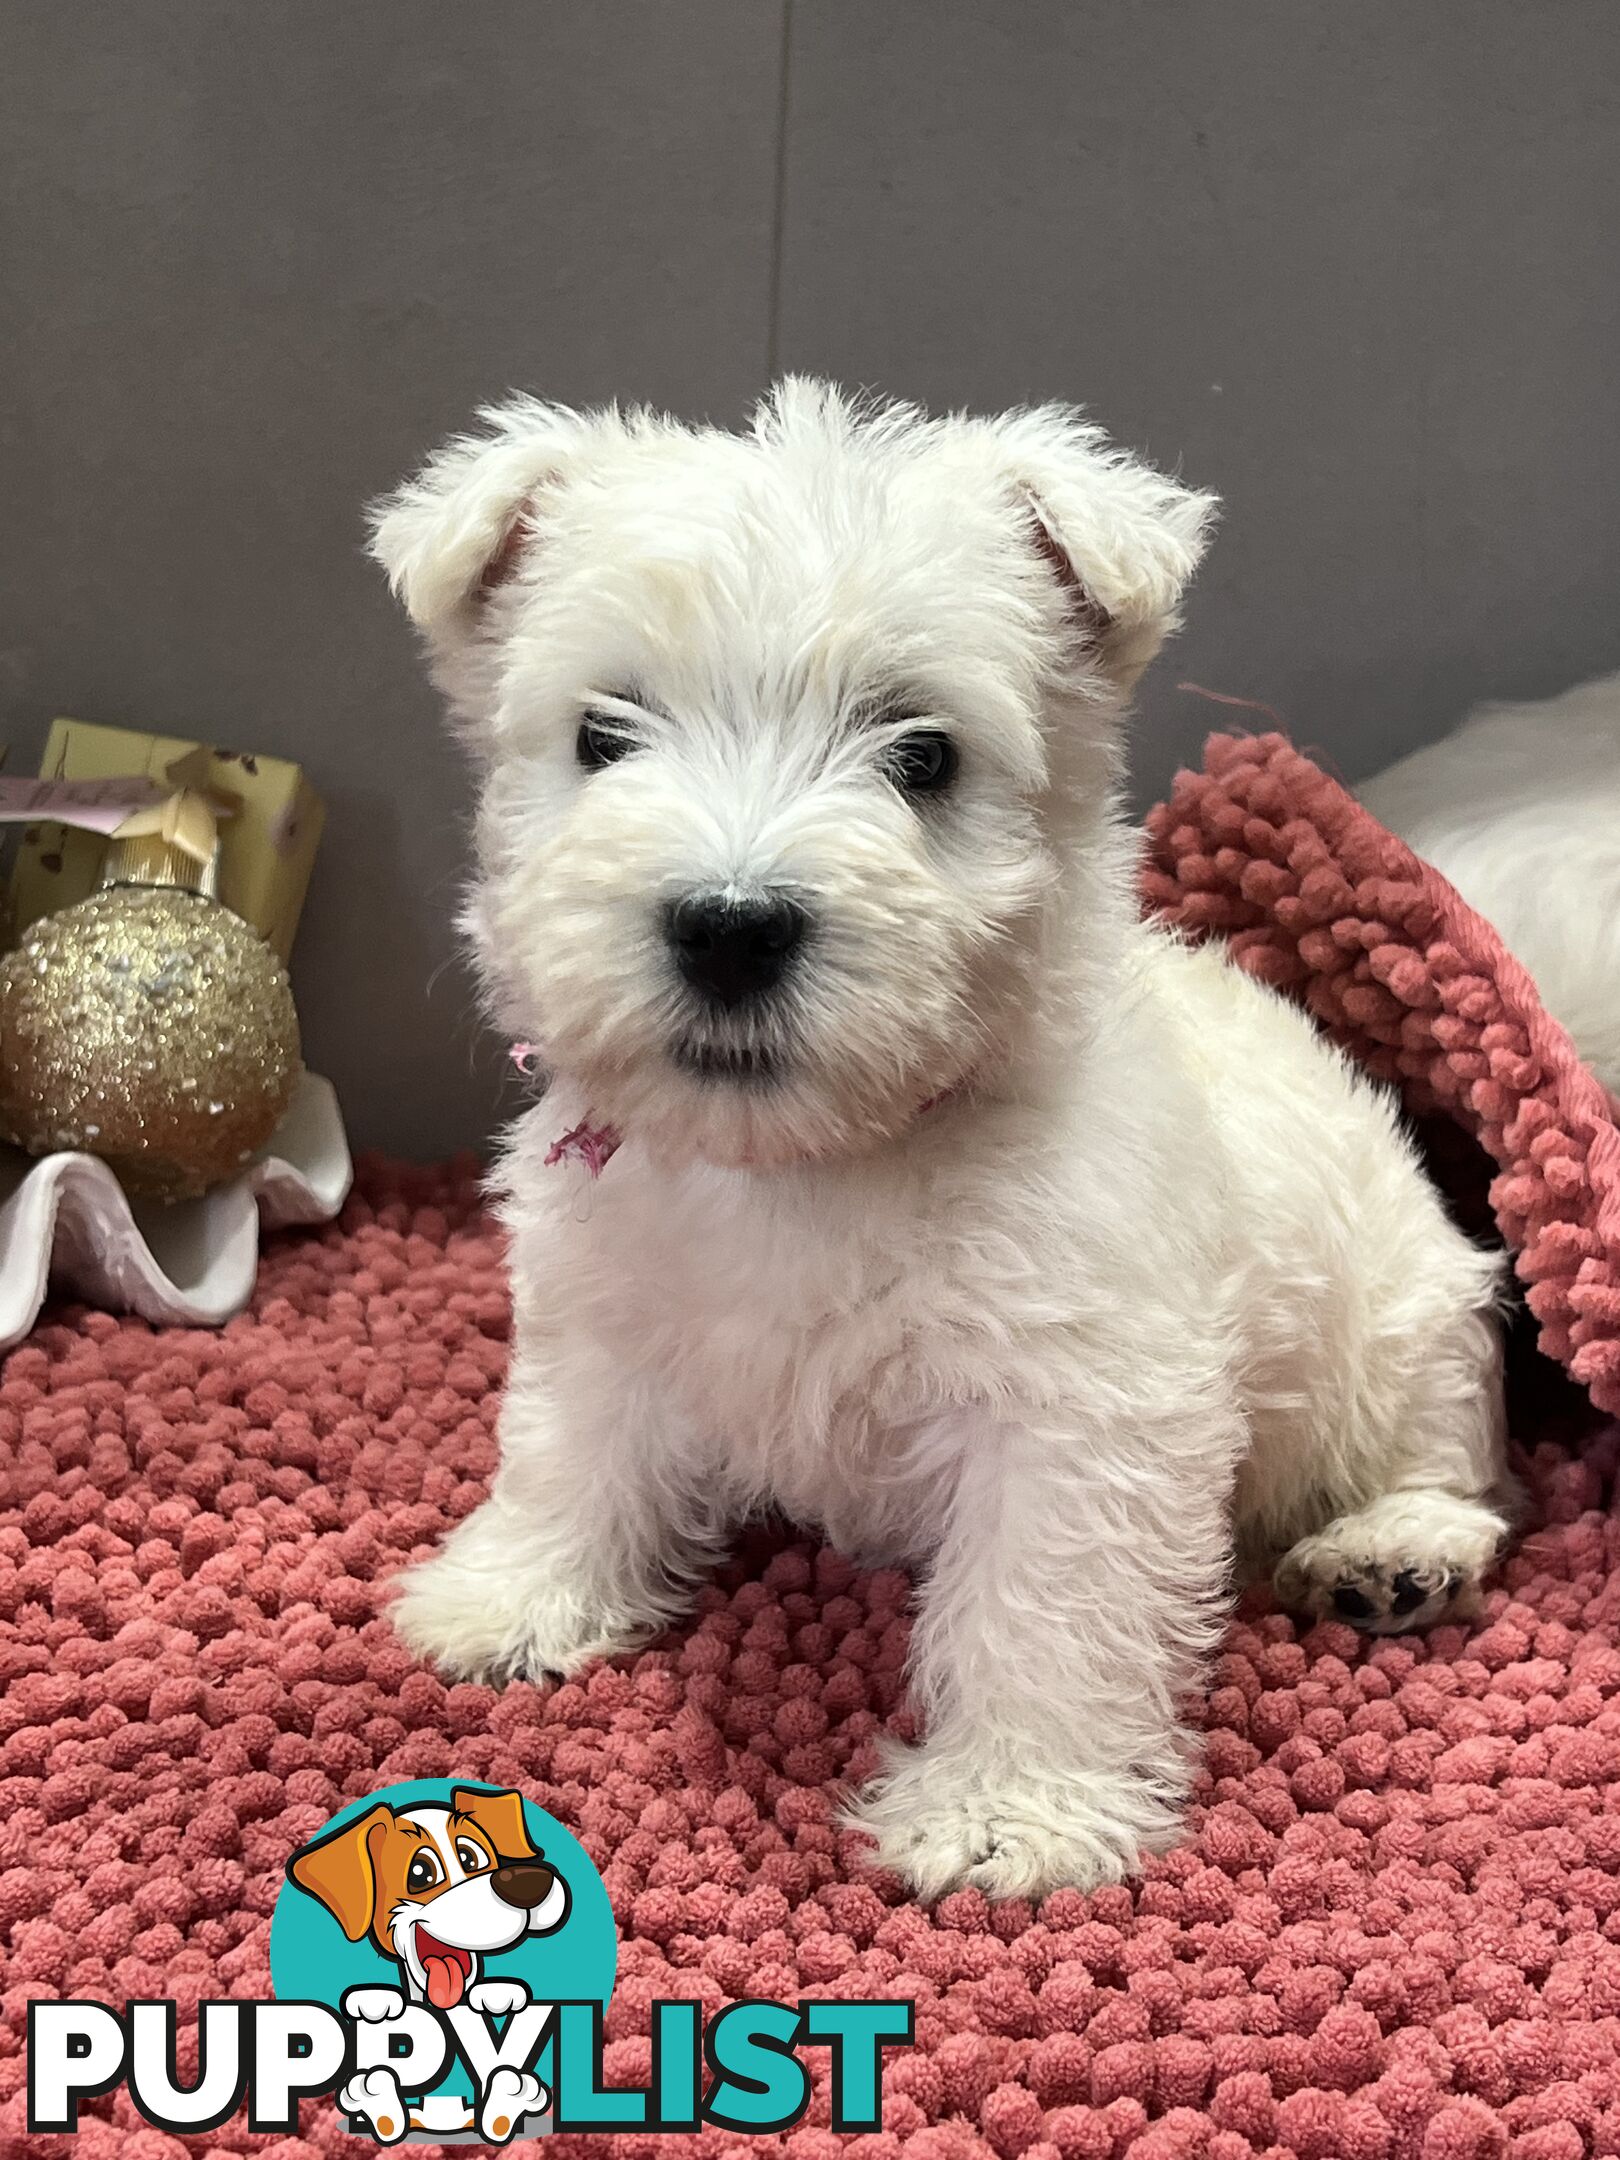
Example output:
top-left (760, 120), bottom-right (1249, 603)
top-left (1362, 671), bottom-right (1620, 1099)
top-left (372, 383), bottom-right (1509, 1899)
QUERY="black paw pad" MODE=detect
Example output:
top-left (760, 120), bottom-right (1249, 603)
top-left (1332, 1584), bottom-right (1376, 1620)
top-left (1390, 1570), bottom-right (1430, 1616)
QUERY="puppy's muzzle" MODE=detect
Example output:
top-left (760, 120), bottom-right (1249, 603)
top-left (491, 1860), bottom-right (559, 1911)
top-left (666, 889), bottom-right (806, 1009)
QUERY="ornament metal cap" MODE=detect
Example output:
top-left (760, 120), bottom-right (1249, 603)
top-left (97, 780), bottom-right (223, 900)
top-left (98, 830), bottom-right (221, 899)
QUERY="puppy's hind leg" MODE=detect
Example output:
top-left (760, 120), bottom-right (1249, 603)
top-left (1274, 1293), bottom-right (1514, 1634)
top-left (1275, 1485), bottom-right (1510, 1632)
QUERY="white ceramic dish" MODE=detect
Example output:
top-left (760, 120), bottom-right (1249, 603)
top-left (0, 1070), bottom-right (351, 1350)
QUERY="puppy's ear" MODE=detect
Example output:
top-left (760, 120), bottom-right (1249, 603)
top-left (286, 1803), bottom-right (392, 1941)
top-left (451, 1785), bottom-right (538, 1863)
top-left (995, 405), bottom-right (1218, 689)
top-left (368, 396), bottom-right (595, 637)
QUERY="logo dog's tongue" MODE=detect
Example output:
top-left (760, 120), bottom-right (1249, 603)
top-left (424, 1952), bottom-right (465, 2009)
top-left (416, 1933), bottom-right (471, 2009)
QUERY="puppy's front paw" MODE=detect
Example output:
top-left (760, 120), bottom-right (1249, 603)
top-left (390, 1501), bottom-right (659, 1684)
top-left (392, 1550), bottom-right (635, 1683)
top-left (848, 1744), bottom-right (1182, 1901)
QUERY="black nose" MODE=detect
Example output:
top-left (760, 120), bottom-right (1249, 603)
top-left (491, 1861), bottom-right (557, 1911)
top-left (666, 891), bottom-right (806, 1007)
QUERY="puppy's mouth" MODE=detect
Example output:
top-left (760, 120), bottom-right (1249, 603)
top-left (413, 1925), bottom-right (474, 2009)
top-left (670, 1036), bottom-right (783, 1086)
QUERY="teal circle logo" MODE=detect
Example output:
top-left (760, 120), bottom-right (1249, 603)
top-left (270, 1780), bottom-right (615, 2143)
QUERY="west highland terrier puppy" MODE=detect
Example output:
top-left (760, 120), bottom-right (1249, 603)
top-left (372, 382), bottom-right (1510, 1898)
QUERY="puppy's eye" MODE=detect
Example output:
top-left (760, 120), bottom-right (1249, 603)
top-left (885, 729), bottom-right (958, 796)
top-left (406, 1850), bottom-right (443, 1894)
top-left (576, 710), bottom-right (636, 771)
top-left (455, 1839), bottom-right (488, 1874)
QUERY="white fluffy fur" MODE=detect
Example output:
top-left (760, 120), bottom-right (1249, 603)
top-left (372, 383), bottom-right (1510, 1899)
top-left (1362, 671), bottom-right (1620, 1098)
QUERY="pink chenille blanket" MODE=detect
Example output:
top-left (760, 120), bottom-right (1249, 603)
top-left (1143, 730), bottom-right (1620, 1420)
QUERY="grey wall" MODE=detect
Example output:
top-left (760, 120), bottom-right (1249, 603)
top-left (5, 1), bottom-right (1618, 1156)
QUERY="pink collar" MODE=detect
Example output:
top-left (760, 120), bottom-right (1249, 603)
top-left (545, 1115), bottom-right (623, 1176)
top-left (513, 1043), bottom-right (965, 1180)
top-left (512, 1046), bottom-right (624, 1174)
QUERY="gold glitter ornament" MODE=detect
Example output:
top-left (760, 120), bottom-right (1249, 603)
top-left (0, 836), bottom-right (301, 1200)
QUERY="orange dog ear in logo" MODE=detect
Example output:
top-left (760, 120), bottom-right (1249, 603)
top-left (288, 1802), bottom-right (393, 1941)
top-left (450, 1786), bottom-right (538, 1862)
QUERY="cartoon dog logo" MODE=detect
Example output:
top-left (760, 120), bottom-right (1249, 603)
top-left (286, 1785), bottom-right (570, 2143)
